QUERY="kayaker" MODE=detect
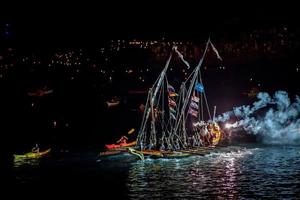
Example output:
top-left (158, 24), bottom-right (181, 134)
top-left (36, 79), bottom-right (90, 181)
top-left (106, 98), bottom-right (120, 108)
top-left (117, 136), bottom-right (128, 144)
top-left (32, 144), bottom-right (40, 153)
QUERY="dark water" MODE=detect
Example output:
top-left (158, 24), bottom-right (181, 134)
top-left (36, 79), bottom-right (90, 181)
top-left (11, 144), bottom-right (300, 199)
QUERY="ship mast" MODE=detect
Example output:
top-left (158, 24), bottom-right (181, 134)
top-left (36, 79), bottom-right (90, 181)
top-left (173, 38), bottom-right (211, 138)
top-left (137, 39), bottom-right (221, 151)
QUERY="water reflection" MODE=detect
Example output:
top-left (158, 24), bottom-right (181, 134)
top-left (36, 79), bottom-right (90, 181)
top-left (128, 145), bottom-right (300, 199)
top-left (14, 157), bottom-right (41, 168)
top-left (12, 145), bottom-right (300, 198)
top-left (13, 157), bottom-right (44, 185)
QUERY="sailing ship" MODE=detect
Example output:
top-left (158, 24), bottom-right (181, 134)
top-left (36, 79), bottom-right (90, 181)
top-left (128, 38), bottom-right (223, 159)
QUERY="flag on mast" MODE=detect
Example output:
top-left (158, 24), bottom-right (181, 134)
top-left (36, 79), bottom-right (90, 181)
top-left (210, 41), bottom-right (222, 61)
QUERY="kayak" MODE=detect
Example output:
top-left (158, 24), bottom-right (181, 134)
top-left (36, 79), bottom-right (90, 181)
top-left (14, 148), bottom-right (51, 159)
top-left (105, 141), bottom-right (137, 150)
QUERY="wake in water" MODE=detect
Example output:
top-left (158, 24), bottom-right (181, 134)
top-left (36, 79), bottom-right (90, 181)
top-left (206, 147), bottom-right (258, 161)
top-left (216, 91), bottom-right (300, 144)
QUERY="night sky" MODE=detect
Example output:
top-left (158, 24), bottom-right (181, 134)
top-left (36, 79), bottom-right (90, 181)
top-left (6, 3), bottom-right (298, 46)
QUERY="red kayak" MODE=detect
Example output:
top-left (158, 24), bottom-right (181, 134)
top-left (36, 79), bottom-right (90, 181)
top-left (105, 141), bottom-right (137, 150)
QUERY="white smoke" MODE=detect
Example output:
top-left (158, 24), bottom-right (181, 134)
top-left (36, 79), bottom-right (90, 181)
top-left (217, 91), bottom-right (300, 144)
top-left (216, 111), bottom-right (232, 122)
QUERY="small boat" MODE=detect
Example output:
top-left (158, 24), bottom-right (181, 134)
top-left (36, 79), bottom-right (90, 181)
top-left (99, 135), bottom-right (137, 158)
top-left (105, 141), bottom-right (137, 150)
top-left (14, 148), bottom-right (51, 160)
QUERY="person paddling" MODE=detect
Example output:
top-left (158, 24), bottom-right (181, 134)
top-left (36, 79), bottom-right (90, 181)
top-left (32, 144), bottom-right (40, 153)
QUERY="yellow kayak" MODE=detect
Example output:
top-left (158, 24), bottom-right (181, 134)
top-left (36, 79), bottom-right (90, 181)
top-left (14, 148), bottom-right (51, 159)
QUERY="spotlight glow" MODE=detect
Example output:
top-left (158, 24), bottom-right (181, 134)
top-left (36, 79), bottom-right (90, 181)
top-left (225, 123), bottom-right (232, 129)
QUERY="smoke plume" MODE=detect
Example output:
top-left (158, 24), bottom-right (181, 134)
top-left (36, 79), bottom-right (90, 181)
top-left (217, 91), bottom-right (300, 144)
